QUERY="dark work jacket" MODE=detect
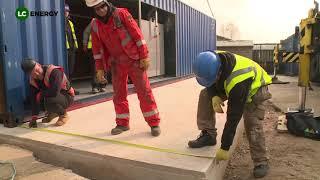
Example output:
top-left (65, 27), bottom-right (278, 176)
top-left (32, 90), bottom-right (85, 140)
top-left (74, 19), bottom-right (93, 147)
top-left (31, 66), bottom-right (65, 116)
top-left (206, 52), bottom-right (253, 151)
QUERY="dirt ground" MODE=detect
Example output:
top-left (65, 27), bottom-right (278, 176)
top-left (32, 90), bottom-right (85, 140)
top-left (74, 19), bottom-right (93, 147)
top-left (224, 101), bottom-right (320, 180)
top-left (0, 144), bottom-right (87, 180)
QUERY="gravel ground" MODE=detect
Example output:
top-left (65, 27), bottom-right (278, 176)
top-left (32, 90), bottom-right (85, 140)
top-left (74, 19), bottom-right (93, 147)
top-left (224, 101), bottom-right (320, 180)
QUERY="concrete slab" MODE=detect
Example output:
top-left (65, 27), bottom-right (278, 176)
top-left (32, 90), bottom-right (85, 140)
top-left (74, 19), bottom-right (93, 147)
top-left (0, 78), bottom-right (243, 180)
top-left (269, 76), bottom-right (320, 116)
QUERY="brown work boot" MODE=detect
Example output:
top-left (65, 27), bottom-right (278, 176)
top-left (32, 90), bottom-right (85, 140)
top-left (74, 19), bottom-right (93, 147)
top-left (111, 125), bottom-right (130, 135)
top-left (151, 126), bottom-right (161, 137)
top-left (55, 113), bottom-right (69, 126)
top-left (42, 113), bottom-right (58, 123)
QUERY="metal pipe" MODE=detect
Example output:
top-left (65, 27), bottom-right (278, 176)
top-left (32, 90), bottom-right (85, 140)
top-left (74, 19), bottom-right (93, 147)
top-left (138, 0), bottom-right (142, 27)
top-left (299, 86), bottom-right (307, 111)
top-left (155, 9), bottom-right (158, 27)
top-left (298, 53), bottom-right (311, 112)
top-left (155, 9), bottom-right (159, 75)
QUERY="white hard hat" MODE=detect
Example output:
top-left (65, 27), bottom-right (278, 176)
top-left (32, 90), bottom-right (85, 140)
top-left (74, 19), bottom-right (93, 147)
top-left (85, 0), bottom-right (104, 7)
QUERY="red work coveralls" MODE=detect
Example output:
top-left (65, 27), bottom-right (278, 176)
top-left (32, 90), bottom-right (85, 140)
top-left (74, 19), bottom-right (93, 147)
top-left (91, 8), bottom-right (160, 127)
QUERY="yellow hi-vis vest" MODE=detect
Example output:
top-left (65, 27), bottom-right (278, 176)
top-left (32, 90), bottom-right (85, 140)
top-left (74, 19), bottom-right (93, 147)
top-left (66, 20), bottom-right (78, 49)
top-left (222, 53), bottom-right (272, 103)
top-left (87, 34), bottom-right (92, 49)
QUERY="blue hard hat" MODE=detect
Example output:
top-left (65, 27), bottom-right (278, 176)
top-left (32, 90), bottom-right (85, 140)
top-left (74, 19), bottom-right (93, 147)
top-left (65, 4), bottom-right (70, 11)
top-left (193, 51), bottom-right (221, 87)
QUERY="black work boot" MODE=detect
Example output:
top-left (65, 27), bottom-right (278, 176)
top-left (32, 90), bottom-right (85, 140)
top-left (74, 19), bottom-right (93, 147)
top-left (74, 90), bottom-right (80, 95)
top-left (98, 87), bottom-right (106, 92)
top-left (253, 164), bottom-right (269, 178)
top-left (188, 130), bottom-right (216, 148)
top-left (29, 120), bottom-right (37, 128)
top-left (42, 113), bottom-right (58, 123)
top-left (91, 88), bottom-right (99, 94)
top-left (111, 125), bottom-right (130, 135)
top-left (151, 126), bottom-right (161, 137)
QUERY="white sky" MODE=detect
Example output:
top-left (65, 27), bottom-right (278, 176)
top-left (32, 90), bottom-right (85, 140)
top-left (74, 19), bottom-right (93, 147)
top-left (179, 0), bottom-right (315, 43)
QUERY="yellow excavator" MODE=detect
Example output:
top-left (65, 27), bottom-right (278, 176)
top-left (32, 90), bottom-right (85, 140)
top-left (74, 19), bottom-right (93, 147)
top-left (296, 0), bottom-right (320, 112)
top-left (276, 1), bottom-right (320, 133)
top-left (274, 0), bottom-right (320, 113)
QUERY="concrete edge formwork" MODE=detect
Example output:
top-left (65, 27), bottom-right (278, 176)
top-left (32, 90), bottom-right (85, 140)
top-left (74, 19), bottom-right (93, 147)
top-left (204, 120), bottom-right (245, 180)
top-left (0, 120), bottom-right (244, 180)
top-left (0, 134), bottom-right (205, 180)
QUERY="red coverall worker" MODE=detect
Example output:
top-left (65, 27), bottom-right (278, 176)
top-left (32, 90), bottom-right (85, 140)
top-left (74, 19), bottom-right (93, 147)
top-left (86, 0), bottom-right (161, 136)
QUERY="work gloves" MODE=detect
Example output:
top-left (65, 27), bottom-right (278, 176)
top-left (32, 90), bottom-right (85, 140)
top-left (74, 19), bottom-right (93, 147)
top-left (140, 58), bottom-right (150, 71)
top-left (215, 148), bottom-right (229, 162)
top-left (96, 70), bottom-right (108, 84)
top-left (212, 96), bottom-right (225, 113)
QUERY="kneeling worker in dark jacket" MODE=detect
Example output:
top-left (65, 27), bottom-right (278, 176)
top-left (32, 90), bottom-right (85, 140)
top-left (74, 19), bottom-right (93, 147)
top-left (21, 59), bottom-right (75, 128)
top-left (189, 51), bottom-right (272, 178)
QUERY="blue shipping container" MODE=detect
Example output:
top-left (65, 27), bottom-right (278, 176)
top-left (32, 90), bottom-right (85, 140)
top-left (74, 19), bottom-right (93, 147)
top-left (279, 63), bottom-right (299, 76)
top-left (0, 0), bottom-right (216, 118)
top-left (142, 0), bottom-right (216, 76)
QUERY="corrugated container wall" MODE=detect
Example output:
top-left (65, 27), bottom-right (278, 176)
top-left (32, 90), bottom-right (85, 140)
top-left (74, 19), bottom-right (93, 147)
top-left (252, 44), bottom-right (276, 74)
top-left (280, 28), bottom-right (299, 53)
top-left (142, 0), bottom-right (216, 76)
top-left (279, 63), bottom-right (299, 76)
top-left (280, 31), bottom-right (320, 81)
top-left (252, 50), bottom-right (274, 74)
top-left (0, 0), bottom-right (65, 118)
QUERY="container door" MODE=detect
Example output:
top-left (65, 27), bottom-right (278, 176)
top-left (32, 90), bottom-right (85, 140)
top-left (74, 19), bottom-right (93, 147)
top-left (140, 10), bottom-right (165, 77)
top-left (141, 19), bottom-right (157, 77)
top-left (0, 1), bottom-right (24, 119)
top-left (158, 23), bottom-right (165, 76)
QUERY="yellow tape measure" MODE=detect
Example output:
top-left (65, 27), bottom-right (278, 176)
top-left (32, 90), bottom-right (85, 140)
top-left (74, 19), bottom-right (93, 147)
top-left (19, 125), bottom-right (214, 159)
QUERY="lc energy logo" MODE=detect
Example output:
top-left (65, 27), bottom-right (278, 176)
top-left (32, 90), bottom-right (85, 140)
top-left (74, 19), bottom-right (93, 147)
top-left (16, 7), bottom-right (58, 21)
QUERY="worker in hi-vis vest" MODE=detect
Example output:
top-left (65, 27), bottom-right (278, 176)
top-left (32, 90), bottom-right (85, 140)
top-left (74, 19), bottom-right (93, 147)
top-left (83, 21), bottom-right (107, 94)
top-left (65, 4), bottom-right (79, 95)
top-left (190, 51), bottom-right (272, 178)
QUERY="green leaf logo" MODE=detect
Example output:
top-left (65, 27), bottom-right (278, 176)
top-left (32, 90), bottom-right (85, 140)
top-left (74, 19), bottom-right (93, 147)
top-left (16, 7), bottom-right (29, 21)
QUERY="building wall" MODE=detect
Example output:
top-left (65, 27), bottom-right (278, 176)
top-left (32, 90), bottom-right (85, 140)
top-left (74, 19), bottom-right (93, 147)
top-left (252, 49), bottom-right (274, 73)
top-left (217, 35), bottom-right (231, 41)
top-left (217, 45), bottom-right (276, 74)
top-left (217, 46), bottom-right (253, 59)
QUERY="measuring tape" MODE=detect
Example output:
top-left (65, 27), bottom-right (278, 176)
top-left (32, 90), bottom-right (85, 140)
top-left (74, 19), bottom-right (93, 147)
top-left (19, 125), bottom-right (214, 159)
